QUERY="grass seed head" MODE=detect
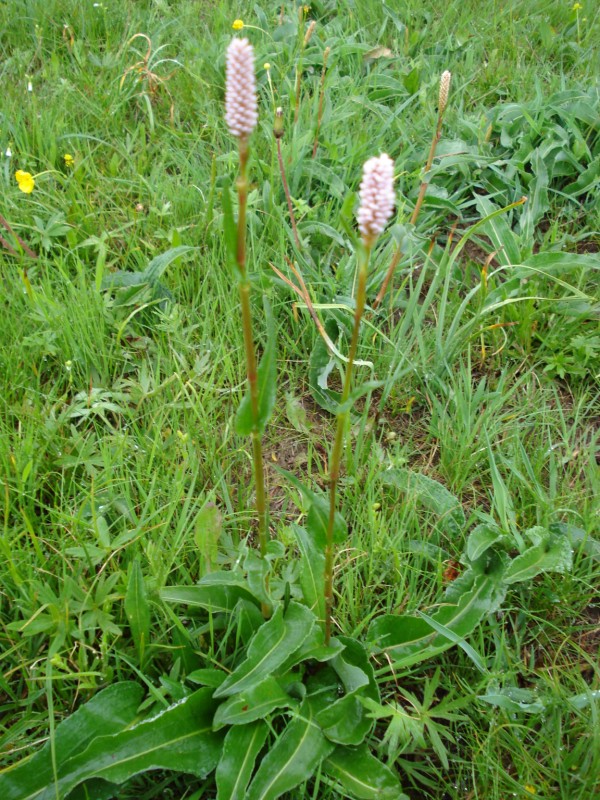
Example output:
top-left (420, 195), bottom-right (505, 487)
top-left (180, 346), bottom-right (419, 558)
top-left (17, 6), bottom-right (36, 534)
top-left (439, 70), bottom-right (452, 114)
top-left (225, 38), bottom-right (258, 139)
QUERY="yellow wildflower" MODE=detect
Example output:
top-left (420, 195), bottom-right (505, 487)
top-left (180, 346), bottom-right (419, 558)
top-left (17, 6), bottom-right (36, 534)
top-left (524, 787), bottom-right (536, 796)
top-left (64, 153), bottom-right (74, 167)
top-left (303, 5), bottom-right (310, 15)
top-left (572, 2), bottom-right (582, 9)
top-left (232, 19), bottom-right (244, 30)
top-left (263, 62), bottom-right (271, 70)
top-left (15, 170), bottom-right (35, 194)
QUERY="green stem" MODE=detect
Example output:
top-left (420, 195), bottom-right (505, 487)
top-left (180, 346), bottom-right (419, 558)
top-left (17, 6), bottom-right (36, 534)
top-left (236, 138), bottom-right (269, 562)
top-left (324, 243), bottom-right (371, 644)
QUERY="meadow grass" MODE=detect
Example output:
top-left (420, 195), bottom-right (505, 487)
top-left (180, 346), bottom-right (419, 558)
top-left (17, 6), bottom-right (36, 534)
top-left (0, 0), bottom-right (599, 798)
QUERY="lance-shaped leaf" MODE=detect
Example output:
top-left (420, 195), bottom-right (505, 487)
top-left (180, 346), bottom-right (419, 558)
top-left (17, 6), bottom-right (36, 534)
top-left (125, 558), bottom-right (150, 665)
top-left (279, 469), bottom-right (347, 547)
top-left (216, 721), bottom-right (269, 800)
top-left (381, 468), bottom-right (465, 536)
top-left (215, 602), bottom-right (316, 698)
top-left (160, 573), bottom-right (257, 613)
top-left (466, 522), bottom-right (507, 562)
top-left (9, 688), bottom-right (223, 800)
top-left (235, 297), bottom-right (277, 436)
top-left (1, 683), bottom-right (143, 800)
top-left (317, 637), bottom-right (378, 746)
top-left (368, 557), bottom-right (506, 668)
top-left (503, 529), bottom-right (573, 584)
top-left (323, 744), bottom-right (407, 800)
top-left (246, 700), bottom-right (334, 800)
top-left (213, 676), bottom-right (296, 728)
top-left (292, 524), bottom-right (326, 620)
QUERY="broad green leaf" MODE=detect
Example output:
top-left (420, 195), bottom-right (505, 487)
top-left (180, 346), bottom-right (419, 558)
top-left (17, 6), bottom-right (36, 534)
top-left (292, 524), bottom-right (326, 620)
top-left (235, 297), bottom-right (277, 436)
top-left (66, 778), bottom-right (117, 800)
top-left (279, 469), bottom-right (347, 547)
top-left (144, 246), bottom-right (195, 283)
top-left (474, 195), bottom-right (521, 267)
top-left (382, 468), bottom-right (465, 536)
top-left (187, 669), bottom-right (227, 688)
top-left (0, 683), bottom-right (143, 800)
top-left (195, 504), bottom-right (222, 574)
top-left (503, 531), bottom-right (573, 584)
top-left (368, 560), bottom-right (506, 667)
top-left (216, 722), bottom-right (269, 800)
top-left (279, 626), bottom-right (346, 674)
top-left (124, 558), bottom-right (150, 665)
top-left (549, 522), bottom-right (600, 562)
top-left (466, 523), bottom-right (506, 562)
top-left (11, 689), bottom-right (223, 800)
top-left (215, 602), bottom-right (316, 698)
top-left (317, 637), bottom-right (378, 746)
top-left (246, 701), bottom-right (334, 800)
top-left (221, 180), bottom-right (238, 271)
top-left (244, 549), bottom-right (272, 610)
top-left (160, 583), bottom-right (259, 613)
top-left (323, 744), bottom-right (406, 800)
top-left (213, 676), bottom-right (295, 728)
top-left (478, 684), bottom-right (546, 714)
top-left (416, 611), bottom-right (488, 674)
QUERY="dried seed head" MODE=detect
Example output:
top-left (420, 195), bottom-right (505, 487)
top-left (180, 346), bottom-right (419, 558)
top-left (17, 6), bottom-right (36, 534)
top-left (304, 20), bottom-right (316, 46)
top-left (438, 70), bottom-right (451, 114)
top-left (357, 154), bottom-right (395, 243)
top-left (225, 38), bottom-right (258, 139)
top-left (274, 107), bottom-right (284, 139)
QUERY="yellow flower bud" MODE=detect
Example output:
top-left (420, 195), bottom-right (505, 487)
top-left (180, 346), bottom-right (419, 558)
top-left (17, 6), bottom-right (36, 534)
top-left (232, 19), bottom-right (244, 30)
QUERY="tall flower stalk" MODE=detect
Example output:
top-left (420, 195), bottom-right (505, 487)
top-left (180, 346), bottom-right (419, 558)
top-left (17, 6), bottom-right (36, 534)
top-left (324, 154), bottom-right (395, 643)
top-left (373, 70), bottom-right (451, 310)
top-left (225, 38), bottom-right (269, 561)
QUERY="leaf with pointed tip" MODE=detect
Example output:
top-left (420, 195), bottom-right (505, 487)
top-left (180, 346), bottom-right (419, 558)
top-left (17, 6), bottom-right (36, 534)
top-left (1, 683), bottom-right (143, 800)
top-left (215, 602), bottom-right (316, 698)
top-left (213, 676), bottom-right (295, 729)
top-left (216, 722), bottom-right (269, 800)
top-left (317, 638), bottom-right (378, 746)
top-left (368, 560), bottom-right (506, 667)
top-left (381, 468), bottom-right (465, 536)
top-left (503, 530), bottom-right (572, 584)
top-left (292, 524), bottom-right (325, 620)
top-left (246, 701), bottom-right (334, 800)
top-left (9, 689), bottom-right (223, 800)
top-left (279, 470), bottom-right (347, 547)
top-left (160, 583), bottom-right (259, 613)
top-left (323, 744), bottom-right (407, 800)
top-left (125, 558), bottom-right (150, 665)
top-left (466, 523), bottom-right (507, 562)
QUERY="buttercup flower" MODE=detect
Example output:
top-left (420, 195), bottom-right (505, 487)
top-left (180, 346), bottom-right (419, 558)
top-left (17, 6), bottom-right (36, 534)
top-left (357, 154), bottom-right (395, 242)
top-left (64, 153), bottom-right (74, 167)
top-left (15, 170), bottom-right (35, 194)
top-left (225, 38), bottom-right (258, 139)
top-left (232, 19), bottom-right (244, 30)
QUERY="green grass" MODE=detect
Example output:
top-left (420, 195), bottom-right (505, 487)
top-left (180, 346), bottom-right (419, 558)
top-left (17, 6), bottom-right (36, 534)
top-left (1, 0), bottom-right (599, 798)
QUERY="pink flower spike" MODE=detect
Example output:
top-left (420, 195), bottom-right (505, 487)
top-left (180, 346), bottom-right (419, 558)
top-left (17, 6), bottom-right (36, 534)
top-left (225, 38), bottom-right (258, 139)
top-left (357, 154), bottom-right (395, 243)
